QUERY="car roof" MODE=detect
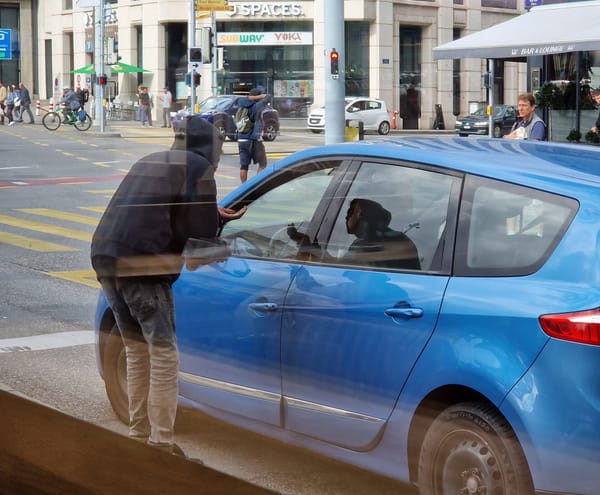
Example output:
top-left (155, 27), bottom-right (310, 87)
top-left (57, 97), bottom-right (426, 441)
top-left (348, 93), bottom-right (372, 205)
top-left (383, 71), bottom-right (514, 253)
top-left (259, 137), bottom-right (600, 202)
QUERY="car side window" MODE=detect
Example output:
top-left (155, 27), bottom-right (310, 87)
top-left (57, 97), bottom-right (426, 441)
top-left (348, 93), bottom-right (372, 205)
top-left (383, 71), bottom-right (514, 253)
top-left (322, 161), bottom-right (460, 272)
top-left (455, 175), bottom-right (578, 276)
top-left (219, 162), bottom-right (339, 261)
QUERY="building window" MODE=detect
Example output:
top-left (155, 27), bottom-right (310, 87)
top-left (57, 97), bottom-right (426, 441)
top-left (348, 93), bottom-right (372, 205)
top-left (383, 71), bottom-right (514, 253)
top-left (345, 22), bottom-right (369, 97)
top-left (216, 20), bottom-right (313, 116)
top-left (453, 28), bottom-right (461, 116)
top-left (0, 5), bottom-right (19, 85)
top-left (493, 60), bottom-right (505, 104)
top-left (481, 0), bottom-right (517, 8)
top-left (399, 26), bottom-right (422, 129)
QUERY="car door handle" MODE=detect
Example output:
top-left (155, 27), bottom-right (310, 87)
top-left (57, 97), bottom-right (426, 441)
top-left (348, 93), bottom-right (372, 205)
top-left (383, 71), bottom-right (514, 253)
top-left (248, 302), bottom-right (279, 312)
top-left (384, 307), bottom-right (423, 318)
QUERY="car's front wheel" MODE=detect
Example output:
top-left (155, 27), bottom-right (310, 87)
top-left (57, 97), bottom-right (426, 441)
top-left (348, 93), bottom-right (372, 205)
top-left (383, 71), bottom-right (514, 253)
top-left (494, 125), bottom-right (503, 138)
top-left (378, 121), bottom-right (391, 135)
top-left (263, 120), bottom-right (278, 141)
top-left (102, 323), bottom-right (129, 424)
top-left (418, 402), bottom-right (533, 495)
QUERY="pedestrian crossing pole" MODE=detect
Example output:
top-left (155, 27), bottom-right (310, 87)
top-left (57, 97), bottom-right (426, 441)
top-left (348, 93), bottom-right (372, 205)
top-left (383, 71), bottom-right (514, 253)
top-left (94, 1), bottom-right (106, 133)
top-left (189, 0), bottom-right (197, 114)
top-left (324, 0), bottom-right (345, 145)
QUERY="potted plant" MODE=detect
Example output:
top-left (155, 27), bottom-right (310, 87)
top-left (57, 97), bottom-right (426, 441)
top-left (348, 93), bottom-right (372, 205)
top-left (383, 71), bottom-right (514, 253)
top-left (585, 130), bottom-right (600, 144)
top-left (566, 128), bottom-right (582, 143)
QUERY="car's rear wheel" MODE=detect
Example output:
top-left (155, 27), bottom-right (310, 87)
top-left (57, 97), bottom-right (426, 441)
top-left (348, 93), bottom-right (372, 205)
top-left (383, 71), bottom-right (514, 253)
top-left (263, 120), bottom-right (278, 141)
top-left (378, 121), bottom-right (391, 135)
top-left (102, 323), bottom-right (129, 424)
top-left (418, 402), bottom-right (533, 495)
top-left (494, 125), bottom-right (502, 138)
top-left (310, 129), bottom-right (323, 134)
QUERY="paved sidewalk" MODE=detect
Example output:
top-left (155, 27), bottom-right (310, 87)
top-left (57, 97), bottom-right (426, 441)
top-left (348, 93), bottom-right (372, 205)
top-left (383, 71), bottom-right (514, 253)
top-left (90, 117), bottom-right (310, 139)
top-left (93, 117), bottom-right (453, 140)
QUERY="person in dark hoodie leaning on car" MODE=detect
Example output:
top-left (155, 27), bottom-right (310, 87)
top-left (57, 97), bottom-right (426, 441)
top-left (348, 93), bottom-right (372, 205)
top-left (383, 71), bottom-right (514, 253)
top-left (91, 116), bottom-right (245, 459)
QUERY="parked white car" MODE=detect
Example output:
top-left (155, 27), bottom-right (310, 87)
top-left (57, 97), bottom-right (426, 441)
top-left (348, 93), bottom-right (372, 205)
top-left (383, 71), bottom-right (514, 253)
top-left (307, 97), bottom-right (391, 135)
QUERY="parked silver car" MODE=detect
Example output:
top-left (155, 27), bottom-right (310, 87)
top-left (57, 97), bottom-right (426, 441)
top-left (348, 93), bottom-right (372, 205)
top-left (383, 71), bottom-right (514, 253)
top-left (307, 97), bottom-right (391, 135)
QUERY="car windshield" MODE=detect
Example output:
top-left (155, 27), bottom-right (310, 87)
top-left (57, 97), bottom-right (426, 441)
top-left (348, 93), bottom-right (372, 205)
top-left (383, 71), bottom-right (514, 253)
top-left (199, 96), bottom-right (236, 112)
top-left (471, 106), bottom-right (505, 117)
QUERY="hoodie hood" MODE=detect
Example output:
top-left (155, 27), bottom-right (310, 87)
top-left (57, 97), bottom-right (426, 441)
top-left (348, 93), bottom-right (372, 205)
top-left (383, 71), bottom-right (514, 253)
top-left (171, 115), bottom-right (223, 164)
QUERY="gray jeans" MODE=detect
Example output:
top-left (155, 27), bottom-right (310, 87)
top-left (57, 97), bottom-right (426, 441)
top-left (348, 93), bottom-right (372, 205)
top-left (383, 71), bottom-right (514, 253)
top-left (100, 277), bottom-right (179, 446)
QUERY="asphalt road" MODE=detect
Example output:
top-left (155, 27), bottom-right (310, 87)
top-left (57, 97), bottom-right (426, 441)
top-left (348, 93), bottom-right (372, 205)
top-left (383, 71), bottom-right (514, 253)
top-left (0, 122), bottom-right (415, 495)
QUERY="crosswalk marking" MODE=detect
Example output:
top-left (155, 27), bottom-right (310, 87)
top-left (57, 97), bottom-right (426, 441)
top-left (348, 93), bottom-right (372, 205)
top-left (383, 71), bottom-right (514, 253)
top-left (79, 206), bottom-right (106, 213)
top-left (0, 231), bottom-right (77, 252)
top-left (0, 213), bottom-right (92, 242)
top-left (16, 208), bottom-right (100, 227)
top-left (46, 269), bottom-right (99, 289)
top-left (0, 331), bottom-right (95, 353)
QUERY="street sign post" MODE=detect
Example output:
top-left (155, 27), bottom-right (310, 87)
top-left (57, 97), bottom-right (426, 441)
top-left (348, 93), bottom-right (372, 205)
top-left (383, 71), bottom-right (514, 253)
top-left (0, 29), bottom-right (12, 60)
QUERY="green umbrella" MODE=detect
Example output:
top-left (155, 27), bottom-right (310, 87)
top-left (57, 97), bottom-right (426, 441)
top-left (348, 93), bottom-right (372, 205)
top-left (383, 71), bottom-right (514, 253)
top-left (110, 62), bottom-right (150, 73)
top-left (71, 64), bottom-right (95, 74)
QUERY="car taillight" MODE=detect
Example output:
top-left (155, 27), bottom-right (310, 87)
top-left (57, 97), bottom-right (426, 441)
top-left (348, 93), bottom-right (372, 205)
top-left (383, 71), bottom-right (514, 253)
top-left (539, 308), bottom-right (600, 345)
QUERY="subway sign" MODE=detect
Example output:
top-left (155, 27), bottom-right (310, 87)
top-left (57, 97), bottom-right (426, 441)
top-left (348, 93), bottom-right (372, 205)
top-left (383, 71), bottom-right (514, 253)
top-left (0, 29), bottom-right (12, 60)
top-left (217, 31), bottom-right (312, 45)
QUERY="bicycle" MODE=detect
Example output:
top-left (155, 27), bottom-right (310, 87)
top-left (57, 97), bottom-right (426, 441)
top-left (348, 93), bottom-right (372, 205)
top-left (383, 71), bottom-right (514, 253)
top-left (42, 107), bottom-right (93, 132)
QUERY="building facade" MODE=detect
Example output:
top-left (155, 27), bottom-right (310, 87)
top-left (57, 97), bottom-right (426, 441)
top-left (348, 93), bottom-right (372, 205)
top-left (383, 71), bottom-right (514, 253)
top-left (5, 0), bottom-right (532, 129)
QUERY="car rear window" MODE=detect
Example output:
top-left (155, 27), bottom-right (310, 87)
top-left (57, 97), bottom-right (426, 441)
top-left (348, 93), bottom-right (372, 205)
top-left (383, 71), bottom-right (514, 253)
top-left (455, 175), bottom-right (578, 276)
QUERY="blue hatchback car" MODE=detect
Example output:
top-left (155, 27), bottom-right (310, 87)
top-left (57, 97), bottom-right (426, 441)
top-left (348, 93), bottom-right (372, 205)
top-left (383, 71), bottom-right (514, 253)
top-left (95, 137), bottom-right (600, 495)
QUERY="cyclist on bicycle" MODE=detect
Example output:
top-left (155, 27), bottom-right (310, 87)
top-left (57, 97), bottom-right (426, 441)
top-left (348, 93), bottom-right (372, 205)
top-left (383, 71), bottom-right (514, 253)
top-left (59, 86), bottom-right (82, 124)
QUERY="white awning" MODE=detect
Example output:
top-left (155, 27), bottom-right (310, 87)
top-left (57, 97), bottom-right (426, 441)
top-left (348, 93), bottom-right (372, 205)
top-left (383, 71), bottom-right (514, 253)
top-left (433, 0), bottom-right (600, 60)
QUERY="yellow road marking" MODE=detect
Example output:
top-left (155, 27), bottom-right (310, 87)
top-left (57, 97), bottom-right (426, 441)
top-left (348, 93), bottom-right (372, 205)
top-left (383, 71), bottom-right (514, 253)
top-left (0, 214), bottom-right (92, 242)
top-left (46, 269), bottom-right (100, 289)
top-left (84, 189), bottom-right (115, 195)
top-left (16, 208), bottom-right (99, 227)
top-left (79, 206), bottom-right (106, 213)
top-left (0, 231), bottom-right (78, 252)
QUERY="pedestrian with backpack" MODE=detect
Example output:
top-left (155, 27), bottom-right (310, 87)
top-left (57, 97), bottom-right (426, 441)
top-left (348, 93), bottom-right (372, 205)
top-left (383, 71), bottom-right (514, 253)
top-left (235, 87), bottom-right (271, 183)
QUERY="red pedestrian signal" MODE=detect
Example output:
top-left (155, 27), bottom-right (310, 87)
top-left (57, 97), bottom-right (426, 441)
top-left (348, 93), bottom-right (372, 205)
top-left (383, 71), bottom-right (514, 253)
top-left (330, 49), bottom-right (340, 78)
top-left (97, 74), bottom-right (108, 85)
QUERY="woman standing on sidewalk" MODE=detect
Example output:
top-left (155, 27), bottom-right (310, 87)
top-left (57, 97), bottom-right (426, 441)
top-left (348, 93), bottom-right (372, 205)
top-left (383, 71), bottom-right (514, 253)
top-left (5, 84), bottom-right (15, 125)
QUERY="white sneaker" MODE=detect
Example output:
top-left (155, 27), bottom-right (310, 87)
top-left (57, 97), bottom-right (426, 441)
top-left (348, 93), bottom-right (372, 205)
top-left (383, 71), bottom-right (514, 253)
top-left (8, 121), bottom-right (15, 126)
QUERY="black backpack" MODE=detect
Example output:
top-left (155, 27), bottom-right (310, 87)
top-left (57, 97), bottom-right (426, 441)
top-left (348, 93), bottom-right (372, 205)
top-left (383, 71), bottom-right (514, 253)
top-left (76, 89), bottom-right (89, 105)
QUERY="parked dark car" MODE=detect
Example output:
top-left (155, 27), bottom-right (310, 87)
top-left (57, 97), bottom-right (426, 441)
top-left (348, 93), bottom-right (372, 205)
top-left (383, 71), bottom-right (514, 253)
top-left (455, 104), bottom-right (517, 137)
top-left (96, 136), bottom-right (600, 495)
top-left (185, 94), bottom-right (280, 141)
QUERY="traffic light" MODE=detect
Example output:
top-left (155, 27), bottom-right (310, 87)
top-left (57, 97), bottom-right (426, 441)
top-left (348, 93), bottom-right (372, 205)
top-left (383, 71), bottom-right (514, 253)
top-left (330, 49), bottom-right (339, 79)
top-left (185, 72), bottom-right (201, 87)
top-left (97, 74), bottom-right (108, 85)
top-left (482, 72), bottom-right (490, 88)
top-left (200, 27), bottom-right (213, 64)
top-left (189, 47), bottom-right (202, 63)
